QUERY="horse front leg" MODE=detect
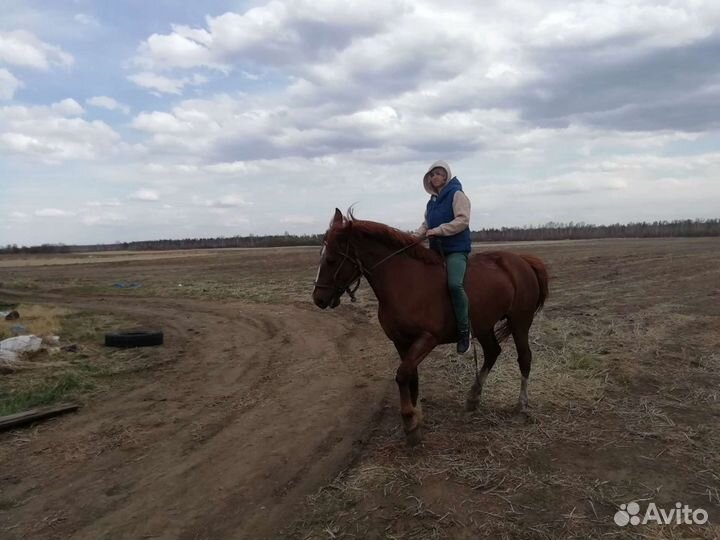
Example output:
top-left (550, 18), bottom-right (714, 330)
top-left (395, 332), bottom-right (437, 446)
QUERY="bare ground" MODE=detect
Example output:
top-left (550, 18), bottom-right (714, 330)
top-left (1, 237), bottom-right (719, 539)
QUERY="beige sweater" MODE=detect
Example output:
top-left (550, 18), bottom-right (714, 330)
top-left (414, 190), bottom-right (471, 237)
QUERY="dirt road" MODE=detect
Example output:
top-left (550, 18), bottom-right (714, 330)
top-left (0, 291), bottom-right (394, 539)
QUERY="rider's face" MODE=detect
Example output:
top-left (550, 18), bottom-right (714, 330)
top-left (429, 168), bottom-right (448, 192)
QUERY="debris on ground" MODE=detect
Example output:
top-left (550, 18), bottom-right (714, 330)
top-left (10, 324), bottom-right (27, 336)
top-left (105, 329), bottom-right (164, 348)
top-left (0, 403), bottom-right (80, 432)
top-left (112, 282), bottom-right (142, 289)
top-left (1, 310), bottom-right (20, 320)
top-left (42, 335), bottom-right (61, 346)
top-left (0, 335), bottom-right (43, 356)
top-left (0, 335), bottom-right (80, 368)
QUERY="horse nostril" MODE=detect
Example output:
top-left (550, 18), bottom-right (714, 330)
top-left (314, 297), bottom-right (327, 309)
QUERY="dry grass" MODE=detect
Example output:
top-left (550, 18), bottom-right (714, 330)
top-left (0, 304), bottom-right (159, 416)
top-left (286, 240), bottom-right (720, 540)
top-left (0, 304), bottom-right (72, 339)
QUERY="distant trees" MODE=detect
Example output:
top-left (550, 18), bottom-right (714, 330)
top-left (2, 218), bottom-right (718, 254)
top-left (470, 218), bottom-right (720, 242)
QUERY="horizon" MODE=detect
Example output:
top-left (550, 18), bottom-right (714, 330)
top-left (2, 1), bottom-right (720, 246)
top-left (4, 215), bottom-right (718, 249)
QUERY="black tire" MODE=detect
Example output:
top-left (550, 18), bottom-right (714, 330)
top-left (104, 330), bottom-right (164, 348)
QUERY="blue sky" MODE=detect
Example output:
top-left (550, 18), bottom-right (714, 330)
top-left (1, 0), bottom-right (719, 246)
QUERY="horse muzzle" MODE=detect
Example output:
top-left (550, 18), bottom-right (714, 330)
top-left (313, 292), bottom-right (341, 309)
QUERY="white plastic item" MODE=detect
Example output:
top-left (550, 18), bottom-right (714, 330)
top-left (0, 335), bottom-right (43, 354)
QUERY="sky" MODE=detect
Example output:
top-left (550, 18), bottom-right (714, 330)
top-left (1, 0), bottom-right (719, 246)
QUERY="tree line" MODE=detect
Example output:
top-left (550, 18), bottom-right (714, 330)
top-left (2, 218), bottom-right (719, 254)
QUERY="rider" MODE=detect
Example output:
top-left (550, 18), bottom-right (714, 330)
top-left (414, 160), bottom-right (473, 354)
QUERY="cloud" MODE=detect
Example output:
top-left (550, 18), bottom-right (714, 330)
top-left (35, 208), bottom-right (75, 217)
top-left (86, 96), bottom-right (130, 114)
top-left (193, 194), bottom-right (250, 208)
top-left (501, 33), bottom-right (720, 132)
top-left (130, 189), bottom-right (160, 201)
top-left (0, 68), bottom-right (22, 100)
top-left (5, 1), bottom-right (720, 247)
top-left (82, 212), bottom-right (126, 226)
top-left (132, 1), bottom-right (408, 72)
top-left (280, 214), bottom-right (317, 225)
top-left (74, 13), bottom-right (100, 27)
top-left (0, 99), bottom-right (119, 161)
top-left (0, 30), bottom-right (74, 70)
top-left (86, 200), bottom-right (122, 207)
top-left (514, 173), bottom-right (628, 197)
top-left (51, 98), bottom-right (84, 116)
top-left (128, 72), bottom-right (208, 95)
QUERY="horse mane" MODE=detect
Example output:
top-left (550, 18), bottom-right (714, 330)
top-left (327, 209), bottom-right (443, 265)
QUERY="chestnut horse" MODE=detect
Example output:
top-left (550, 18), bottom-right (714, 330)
top-left (312, 209), bottom-right (549, 445)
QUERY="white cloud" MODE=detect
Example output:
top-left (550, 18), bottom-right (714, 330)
top-left (4, 1), bottom-right (720, 247)
top-left (0, 99), bottom-right (120, 162)
top-left (86, 96), bottom-right (130, 115)
top-left (280, 215), bottom-right (317, 224)
top-left (74, 13), bottom-right (100, 26)
top-left (51, 98), bottom-right (84, 116)
top-left (87, 200), bottom-right (122, 207)
top-left (130, 189), bottom-right (160, 201)
top-left (193, 194), bottom-right (250, 208)
top-left (131, 110), bottom-right (194, 133)
top-left (35, 208), bottom-right (75, 217)
top-left (128, 71), bottom-right (208, 95)
top-left (132, 1), bottom-right (408, 72)
top-left (82, 212), bottom-right (126, 226)
top-left (204, 161), bottom-right (255, 174)
top-left (0, 30), bottom-right (73, 70)
top-left (0, 68), bottom-right (22, 100)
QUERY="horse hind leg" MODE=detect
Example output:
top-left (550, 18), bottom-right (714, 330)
top-left (509, 317), bottom-right (533, 413)
top-left (465, 330), bottom-right (501, 411)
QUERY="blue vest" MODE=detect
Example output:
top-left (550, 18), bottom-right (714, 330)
top-left (426, 177), bottom-right (471, 254)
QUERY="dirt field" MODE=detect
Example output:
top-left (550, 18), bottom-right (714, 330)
top-left (1, 237), bottom-right (719, 539)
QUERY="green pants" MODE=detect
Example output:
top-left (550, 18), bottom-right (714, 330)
top-left (446, 252), bottom-right (469, 333)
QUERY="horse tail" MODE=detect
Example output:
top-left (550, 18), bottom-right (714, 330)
top-left (520, 254), bottom-right (549, 312)
top-left (494, 317), bottom-right (512, 343)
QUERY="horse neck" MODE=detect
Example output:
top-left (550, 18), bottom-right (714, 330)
top-left (352, 234), bottom-right (417, 302)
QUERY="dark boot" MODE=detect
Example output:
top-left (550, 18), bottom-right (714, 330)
top-left (457, 329), bottom-right (472, 354)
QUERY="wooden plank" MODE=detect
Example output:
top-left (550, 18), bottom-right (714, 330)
top-left (0, 403), bottom-right (79, 432)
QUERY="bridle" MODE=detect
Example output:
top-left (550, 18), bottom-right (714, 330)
top-left (313, 234), bottom-right (426, 303)
top-left (313, 238), bottom-right (365, 303)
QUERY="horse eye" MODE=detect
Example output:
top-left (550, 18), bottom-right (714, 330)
top-left (326, 257), bottom-right (337, 264)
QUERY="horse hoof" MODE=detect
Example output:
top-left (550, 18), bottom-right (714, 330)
top-left (405, 426), bottom-right (423, 446)
top-left (465, 399), bottom-right (479, 412)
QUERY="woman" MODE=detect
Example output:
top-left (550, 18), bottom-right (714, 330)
top-left (415, 160), bottom-right (472, 354)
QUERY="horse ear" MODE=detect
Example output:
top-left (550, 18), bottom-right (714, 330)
top-left (333, 208), bottom-right (343, 225)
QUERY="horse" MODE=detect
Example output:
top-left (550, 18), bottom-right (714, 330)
top-left (312, 209), bottom-right (549, 445)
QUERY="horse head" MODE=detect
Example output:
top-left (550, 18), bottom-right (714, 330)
top-left (312, 208), bottom-right (362, 309)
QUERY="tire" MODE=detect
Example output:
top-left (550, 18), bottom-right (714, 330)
top-left (104, 330), bottom-right (164, 348)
